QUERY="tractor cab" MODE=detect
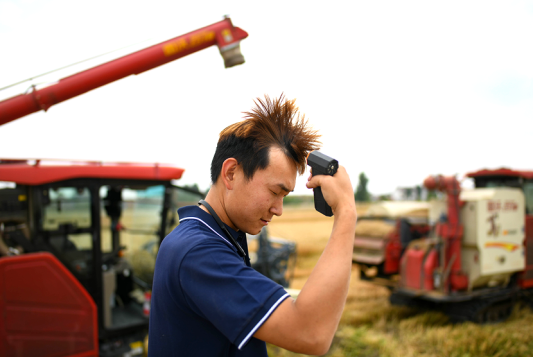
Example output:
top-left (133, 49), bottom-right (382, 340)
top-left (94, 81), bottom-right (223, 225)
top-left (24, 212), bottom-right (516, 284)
top-left (0, 159), bottom-right (201, 356)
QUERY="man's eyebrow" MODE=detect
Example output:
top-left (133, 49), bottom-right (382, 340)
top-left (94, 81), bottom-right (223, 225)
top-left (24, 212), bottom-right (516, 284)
top-left (276, 183), bottom-right (293, 193)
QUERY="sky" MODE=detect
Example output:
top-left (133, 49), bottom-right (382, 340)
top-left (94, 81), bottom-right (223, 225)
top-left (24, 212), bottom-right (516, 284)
top-left (0, 0), bottom-right (532, 196)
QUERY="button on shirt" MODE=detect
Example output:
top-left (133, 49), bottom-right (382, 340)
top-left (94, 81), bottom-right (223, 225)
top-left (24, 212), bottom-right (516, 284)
top-left (148, 205), bottom-right (290, 356)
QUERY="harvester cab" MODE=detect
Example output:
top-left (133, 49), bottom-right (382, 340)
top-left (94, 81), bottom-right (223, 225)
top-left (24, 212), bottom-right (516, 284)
top-left (0, 159), bottom-right (203, 356)
top-left (465, 168), bottom-right (533, 290)
top-left (467, 168), bottom-right (533, 215)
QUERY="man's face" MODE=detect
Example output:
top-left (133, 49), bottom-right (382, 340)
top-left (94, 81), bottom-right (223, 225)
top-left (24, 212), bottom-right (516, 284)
top-left (226, 147), bottom-right (297, 235)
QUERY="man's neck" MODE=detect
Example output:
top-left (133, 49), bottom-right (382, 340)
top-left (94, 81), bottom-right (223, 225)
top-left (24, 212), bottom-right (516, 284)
top-left (202, 188), bottom-right (239, 231)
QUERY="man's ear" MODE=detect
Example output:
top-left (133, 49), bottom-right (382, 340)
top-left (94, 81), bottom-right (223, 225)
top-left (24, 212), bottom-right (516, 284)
top-left (220, 158), bottom-right (239, 190)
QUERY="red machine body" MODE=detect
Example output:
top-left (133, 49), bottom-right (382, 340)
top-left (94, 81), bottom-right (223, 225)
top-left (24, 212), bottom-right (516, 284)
top-left (0, 253), bottom-right (98, 357)
top-left (383, 220), bottom-right (430, 275)
top-left (400, 247), bottom-right (426, 289)
top-left (520, 215), bottom-right (534, 288)
top-left (0, 17), bottom-right (247, 126)
top-left (383, 230), bottom-right (402, 274)
top-left (421, 175), bottom-right (467, 292)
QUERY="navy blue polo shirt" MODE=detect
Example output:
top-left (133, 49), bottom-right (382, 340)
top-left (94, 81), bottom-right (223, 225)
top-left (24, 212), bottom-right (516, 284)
top-left (148, 205), bottom-right (290, 356)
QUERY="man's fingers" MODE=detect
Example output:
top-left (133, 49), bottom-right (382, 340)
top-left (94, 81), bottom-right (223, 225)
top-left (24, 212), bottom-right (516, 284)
top-left (306, 173), bottom-right (323, 189)
top-left (306, 166), bottom-right (356, 216)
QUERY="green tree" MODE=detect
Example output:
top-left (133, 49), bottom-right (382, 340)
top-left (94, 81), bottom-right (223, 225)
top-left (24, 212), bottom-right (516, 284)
top-left (354, 172), bottom-right (370, 202)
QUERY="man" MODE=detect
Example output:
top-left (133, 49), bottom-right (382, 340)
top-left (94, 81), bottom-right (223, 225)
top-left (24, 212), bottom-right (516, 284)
top-left (148, 95), bottom-right (357, 356)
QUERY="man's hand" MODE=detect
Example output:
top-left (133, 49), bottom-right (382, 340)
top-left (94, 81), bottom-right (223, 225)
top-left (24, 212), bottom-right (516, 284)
top-left (306, 165), bottom-right (357, 218)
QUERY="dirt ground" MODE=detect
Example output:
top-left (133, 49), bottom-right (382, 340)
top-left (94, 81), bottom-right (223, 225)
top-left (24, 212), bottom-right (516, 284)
top-left (265, 204), bottom-right (533, 357)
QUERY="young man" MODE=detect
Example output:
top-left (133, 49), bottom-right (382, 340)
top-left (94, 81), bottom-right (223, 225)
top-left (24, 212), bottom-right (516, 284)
top-left (148, 95), bottom-right (357, 356)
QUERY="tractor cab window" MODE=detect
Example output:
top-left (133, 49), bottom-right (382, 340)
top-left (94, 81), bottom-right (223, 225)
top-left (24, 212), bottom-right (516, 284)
top-left (166, 186), bottom-right (205, 235)
top-left (100, 185), bottom-right (165, 289)
top-left (100, 185), bottom-right (164, 257)
top-left (43, 187), bottom-right (91, 232)
top-left (40, 186), bottom-right (93, 279)
top-left (0, 184), bottom-right (30, 257)
top-left (474, 177), bottom-right (533, 215)
top-left (523, 181), bottom-right (533, 215)
top-left (98, 184), bottom-right (167, 330)
top-left (476, 178), bottom-right (523, 190)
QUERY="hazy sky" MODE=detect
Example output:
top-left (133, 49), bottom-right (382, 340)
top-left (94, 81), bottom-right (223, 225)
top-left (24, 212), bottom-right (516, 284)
top-left (0, 0), bottom-right (532, 195)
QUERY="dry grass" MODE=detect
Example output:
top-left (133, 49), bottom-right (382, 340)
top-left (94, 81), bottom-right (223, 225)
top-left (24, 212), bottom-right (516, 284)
top-left (266, 204), bottom-right (533, 357)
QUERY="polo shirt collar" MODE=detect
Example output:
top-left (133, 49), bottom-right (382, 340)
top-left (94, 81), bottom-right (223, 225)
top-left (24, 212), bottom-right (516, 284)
top-left (177, 205), bottom-right (249, 257)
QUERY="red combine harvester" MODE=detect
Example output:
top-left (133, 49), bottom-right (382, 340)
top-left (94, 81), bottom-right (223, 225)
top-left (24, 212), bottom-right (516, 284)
top-left (0, 17), bottom-right (247, 356)
top-left (353, 168), bottom-right (533, 322)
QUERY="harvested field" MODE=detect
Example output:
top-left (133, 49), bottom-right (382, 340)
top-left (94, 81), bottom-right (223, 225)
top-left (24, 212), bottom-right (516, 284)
top-left (266, 204), bottom-right (533, 357)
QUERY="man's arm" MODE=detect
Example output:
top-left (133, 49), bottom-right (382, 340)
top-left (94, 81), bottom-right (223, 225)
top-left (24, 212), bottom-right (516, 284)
top-left (254, 166), bottom-right (357, 355)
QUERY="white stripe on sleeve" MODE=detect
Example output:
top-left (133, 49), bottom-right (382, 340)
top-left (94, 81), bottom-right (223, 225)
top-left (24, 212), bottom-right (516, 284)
top-left (238, 293), bottom-right (291, 350)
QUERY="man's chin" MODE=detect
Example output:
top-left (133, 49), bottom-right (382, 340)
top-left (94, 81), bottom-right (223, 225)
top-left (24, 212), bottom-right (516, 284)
top-left (246, 227), bottom-right (262, 235)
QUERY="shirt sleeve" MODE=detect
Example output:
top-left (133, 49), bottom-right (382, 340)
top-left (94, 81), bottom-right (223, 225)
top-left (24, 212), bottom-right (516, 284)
top-left (178, 241), bottom-right (290, 349)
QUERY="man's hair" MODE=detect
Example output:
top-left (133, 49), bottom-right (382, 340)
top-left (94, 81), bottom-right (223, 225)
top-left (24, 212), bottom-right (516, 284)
top-left (210, 94), bottom-right (321, 183)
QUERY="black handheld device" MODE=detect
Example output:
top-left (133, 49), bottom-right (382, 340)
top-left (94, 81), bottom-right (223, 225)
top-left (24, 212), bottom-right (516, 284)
top-left (307, 151), bottom-right (338, 217)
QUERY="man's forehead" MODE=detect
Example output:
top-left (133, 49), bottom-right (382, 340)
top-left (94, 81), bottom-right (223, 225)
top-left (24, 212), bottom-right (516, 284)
top-left (264, 150), bottom-right (297, 189)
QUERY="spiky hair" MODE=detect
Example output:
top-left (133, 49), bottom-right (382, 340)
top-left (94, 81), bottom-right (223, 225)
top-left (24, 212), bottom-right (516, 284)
top-left (210, 94), bottom-right (321, 183)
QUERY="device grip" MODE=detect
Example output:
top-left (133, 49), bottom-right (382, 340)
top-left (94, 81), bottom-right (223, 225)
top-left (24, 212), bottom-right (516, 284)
top-left (313, 186), bottom-right (333, 217)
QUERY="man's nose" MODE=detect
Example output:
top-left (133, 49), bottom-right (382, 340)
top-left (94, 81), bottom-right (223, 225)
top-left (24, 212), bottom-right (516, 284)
top-left (270, 197), bottom-right (284, 217)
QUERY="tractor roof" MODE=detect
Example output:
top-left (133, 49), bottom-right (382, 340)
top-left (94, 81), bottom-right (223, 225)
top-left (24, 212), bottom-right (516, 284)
top-left (466, 168), bottom-right (533, 180)
top-left (0, 159), bottom-right (184, 185)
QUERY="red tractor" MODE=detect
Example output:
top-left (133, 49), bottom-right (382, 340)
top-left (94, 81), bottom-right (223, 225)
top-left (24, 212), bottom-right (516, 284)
top-left (353, 168), bottom-right (532, 322)
top-left (0, 17), bottom-right (247, 356)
